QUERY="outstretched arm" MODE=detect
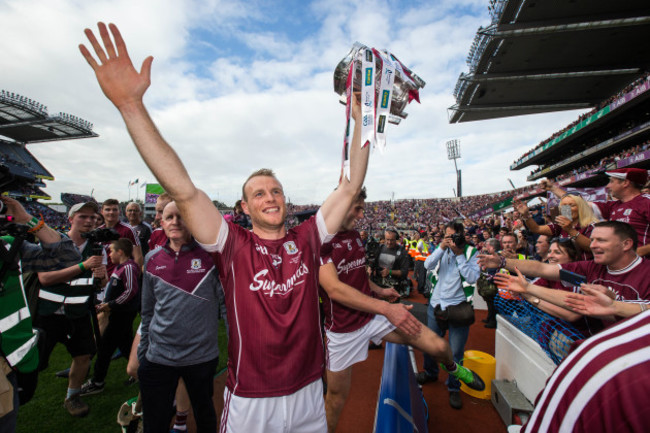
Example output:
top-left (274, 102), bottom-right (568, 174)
top-left (478, 253), bottom-right (561, 280)
top-left (80, 22), bottom-right (220, 244)
top-left (1, 196), bottom-right (62, 245)
top-left (494, 269), bottom-right (580, 321)
top-left (320, 96), bottom-right (370, 234)
top-left (319, 262), bottom-right (421, 336)
top-left (539, 179), bottom-right (567, 199)
top-left (565, 283), bottom-right (644, 319)
top-left (514, 198), bottom-right (552, 236)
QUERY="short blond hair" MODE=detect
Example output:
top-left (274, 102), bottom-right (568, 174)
top-left (241, 169), bottom-right (281, 201)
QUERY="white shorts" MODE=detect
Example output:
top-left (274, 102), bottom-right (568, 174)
top-left (220, 379), bottom-right (326, 433)
top-left (325, 315), bottom-right (396, 372)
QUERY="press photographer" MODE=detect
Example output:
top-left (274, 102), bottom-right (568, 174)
top-left (34, 201), bottom-right (110, 418)
top-left (0, 196), bottom-right (82, 432)
top-left (371, 228), bottom-right (410, 297)
top-left (416, 221), bottom-right (480, 410)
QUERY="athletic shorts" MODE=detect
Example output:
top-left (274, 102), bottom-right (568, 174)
top-left (325, 314), bottom-right (396, 372)
top-left (220, 379), bottom-right (326, 433)
top-left (35, 314), bottom-right (96, 370)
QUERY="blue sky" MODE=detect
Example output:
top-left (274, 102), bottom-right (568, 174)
top-left (0, 0), bottom-right (583, 205)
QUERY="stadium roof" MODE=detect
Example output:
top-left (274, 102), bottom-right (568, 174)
top-left (449, 0), bottom-right (650, 123)
top-left (0, 90), bottom-right (98, 143)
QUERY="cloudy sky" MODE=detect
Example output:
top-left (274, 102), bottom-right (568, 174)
top-left (1, 0), bottom-right (583, 206)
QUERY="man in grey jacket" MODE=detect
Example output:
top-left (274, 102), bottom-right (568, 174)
top-left (138, 201), bottom-right (222, 433)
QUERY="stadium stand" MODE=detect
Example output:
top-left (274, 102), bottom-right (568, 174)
top-left (450, 1), bottom-right (650, 123)
top-left (442, 2), bottom-right (650, 430)
top-left (0, 89), bottom-right (98, 227)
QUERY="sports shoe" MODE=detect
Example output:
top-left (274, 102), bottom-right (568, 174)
top-left (64, 394), bottom-right (89, 417)
top-left (415, 371), bottom-right (438, 385)
top-left (80, 379), bottom-right (105, 396)
top-left (445, 363), bottom-right (485, 391)
top-left (111, 349), bottom-right (123, 360)
top-left (55, 367), bottom-right (70, 378)
top-left (449, 391), bottom-right (463, 409)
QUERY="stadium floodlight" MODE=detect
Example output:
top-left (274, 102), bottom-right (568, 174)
top-left (446, 139), bottom-right (461, 160)
top-left (446, 139), bottom-right (462, 197)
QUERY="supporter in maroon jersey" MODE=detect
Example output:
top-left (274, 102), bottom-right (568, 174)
top-left (125, 202), bottom-right (151, 256)
top-left (513, 310), bottom-right (650, 433)
top-left (515, 194), bottom-right (598, 260)
top-left (147, 193), bottom-right (172, 252)
top-left (99, 199), bottom-right (142, 273)
top-left (320, 188), bottom-right (485, 432)
top-left (485, 221), bottom-right (650, 323)
top-left (542, 168), bottom-right (650, 256)
top-left (81, 22), bottom-right (371, 432)
top-left (496, 238), bottom-right (603, 337)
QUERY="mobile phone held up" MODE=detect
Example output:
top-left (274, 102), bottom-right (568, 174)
top-left (560, 205), bottom-right (572, 220)
top-left (559, 269), bottom-right (587, 287)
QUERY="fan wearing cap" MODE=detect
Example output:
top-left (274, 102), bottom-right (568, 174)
top-left (541, 168), bottom-right (650, 257)
top-left (35, 201), bottom-right (109, 417)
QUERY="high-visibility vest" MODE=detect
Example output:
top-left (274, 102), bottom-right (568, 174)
top-left (414, 239), bottom-right (429, 261)
top-left (0, 236), bottom-right (39, 373)
top-left (38, 239), bottom-right (94, 319)
top-left (407, 240), bottom-right (419, 258)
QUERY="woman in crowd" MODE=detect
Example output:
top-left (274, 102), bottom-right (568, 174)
top-left (497, 238), bottom-right (603, 338)
top-left (514, 194), bottom-right (599, 260)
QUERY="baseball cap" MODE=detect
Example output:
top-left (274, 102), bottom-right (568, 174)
top-left (605, 168), bottom-right (648, 185)
top-left (68, 201), bottom-right (99, 218)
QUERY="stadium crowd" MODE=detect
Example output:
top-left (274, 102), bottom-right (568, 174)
top-left (514, 72), bottom-right (650, 164)
top-left (2, 20), bottom-right (650, 433)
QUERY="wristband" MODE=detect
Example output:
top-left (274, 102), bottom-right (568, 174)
top-left (641, 303), bottom-right (648, 313)
top-left (27, 216), bottom-right (45, 234)
top-left (389, 269), bottom-right (392, 277)
top-left (78, 262), bottom-right (86, 272)
top-left (570, 232), bottom-right (579, 241)
top-left (26, 216), bottom-right (39, 228)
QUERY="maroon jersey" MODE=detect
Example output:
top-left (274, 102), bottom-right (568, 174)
top-left (319, 230), bottom-right (373, 333)
top-left (201, 211), bottom-right (330, 398)
top-left (546, 223), bottom-right (594, 260)
top-left (105, 259), bottom-right (140, 311)
top-left (522, 310), bottom-right (650, 433)
top-left (101, 221), bottom-right (140, 275)
top-left (592, 194), bottom-right (650, 246)
top-left (148, 228), bottom-right (168, 252)
top-left (560, 257), bottom-right (650, 304)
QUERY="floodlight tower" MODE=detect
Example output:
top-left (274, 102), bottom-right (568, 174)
top-left (446, 139), bottom-right (462, 197)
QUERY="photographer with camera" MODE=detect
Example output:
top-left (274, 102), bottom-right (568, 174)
top-left (416, 221), bottom-right (480, 410)
top-left (371, 228), bottom-right (410, 297)
top-left (0, 196), bottom-right (82, 432)
top-left (35, 202), bottom-right (108, 417)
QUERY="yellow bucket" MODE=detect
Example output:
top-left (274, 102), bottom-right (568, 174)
top-left (459, 350), bottom-right (495, 399)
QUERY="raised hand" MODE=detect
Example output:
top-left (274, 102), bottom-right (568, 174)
top-left (493, 268), bottom-right (529, 294)
top-left (477, 253), bottom-right (501, 269)
top-left (0, 196), bottom-right (31, 224)
top-left (79, 22), bottom-right (153, 110)
top-left (564, 283), bottom-right (614, 316)
top-left (513, 199), bottom-right (529, 219)
top-left (554, 215), bottom-right (573, 231)
top-left (539, 179), bottom-right (553, 191)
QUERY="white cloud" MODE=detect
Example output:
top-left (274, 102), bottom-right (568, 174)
top-left (2, 0), bottom-right (582, 207)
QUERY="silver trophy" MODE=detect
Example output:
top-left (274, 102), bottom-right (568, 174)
top-left (333, 42), bottom-right (426, 124)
